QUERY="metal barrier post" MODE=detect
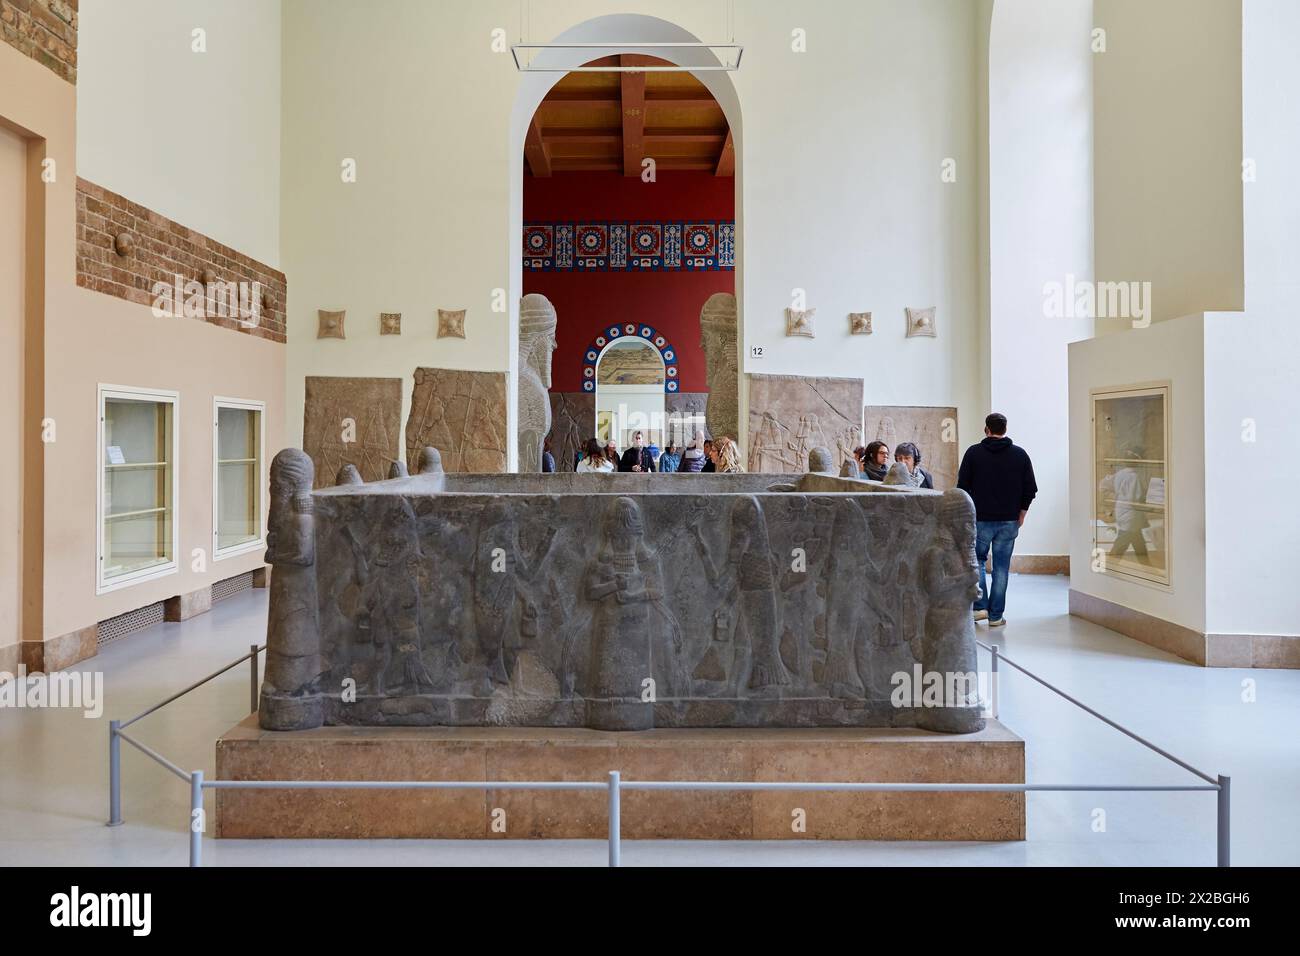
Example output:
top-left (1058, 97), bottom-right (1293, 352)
top-left (249, 644), bottom-right (259, 715)
top-left (107, 720), bottom-right (123, 826)
top-left (1217, 775), bottom-right (1231, 867)
top-left (990, 643), bottom-right (1000, 720)
top-left (189, 771), bottom-right (204, 868)
top-left (608, 771), bottom-right (621, 868)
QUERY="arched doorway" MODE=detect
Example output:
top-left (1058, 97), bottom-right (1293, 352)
top-left (594, 334), bottom-right (667, 448)
top-left (507, 14), bottom-right (743, 471)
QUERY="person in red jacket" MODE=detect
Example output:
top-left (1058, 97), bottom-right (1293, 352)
top-left (957, 412), bottom-right (1037, 627)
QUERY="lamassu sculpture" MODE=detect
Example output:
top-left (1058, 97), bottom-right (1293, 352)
top-left (259, 451), bottom-right (985, 734)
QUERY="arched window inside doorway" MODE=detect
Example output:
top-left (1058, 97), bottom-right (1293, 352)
top-left (595, 336), bottom-right (665, 449)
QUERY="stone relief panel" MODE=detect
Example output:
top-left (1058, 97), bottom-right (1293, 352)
top-left (302, 376), bottom-right (402, 488)
top-left (865, 405), bottom-right (959, 490)
top-left (404, 368), bottom-right (508, 473)
top-left (546, 392), bottom-right (595, 472)
top-left (259, 465), bottom-right (984, 735)
top-left (699, 293), bottom-right (738, 440)
top-left (747, 374), bottom-right (864, 474)
top-left (665, 391), bottom-right (711, 445)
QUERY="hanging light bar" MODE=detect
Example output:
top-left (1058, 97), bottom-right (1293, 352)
top-left (511, 42), bottom-right (743, 72)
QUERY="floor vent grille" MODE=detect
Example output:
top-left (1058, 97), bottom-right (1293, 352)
top-left (96, 602), bottom-right (165, 647)
top-left (213, 572), bottom-right (254, 603)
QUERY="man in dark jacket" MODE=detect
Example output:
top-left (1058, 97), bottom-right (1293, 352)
top-left (618, 430), bottom-right (655, 473)
top-left (957, 413), bottom-right (1037, 627)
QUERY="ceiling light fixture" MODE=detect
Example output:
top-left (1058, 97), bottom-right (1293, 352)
top-left (510, 42), bottom-right (743, 73)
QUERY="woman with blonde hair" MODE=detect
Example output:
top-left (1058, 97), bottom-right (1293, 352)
top-left (714, 436), bottom-right (743, 473)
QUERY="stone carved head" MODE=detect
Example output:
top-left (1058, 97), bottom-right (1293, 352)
top-left (808, 446), bottom-right (835, 473)
top-left (520, 293), bottom-right (559, 389)
top-left (267, 448), bottom-right (314, 565)
top-left (418, 446), bottom-right (443, 474)
top-left (270, 448), bottom-right (314, 509)
top-left (602, 496), bottom-right (646, 557)
top-left (336, 463), bottom-right (363, 486)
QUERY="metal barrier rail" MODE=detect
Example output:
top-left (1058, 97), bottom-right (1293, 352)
top-left (109, 640), bottom-right (1232, 868)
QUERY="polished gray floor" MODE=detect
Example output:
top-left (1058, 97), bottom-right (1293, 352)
top-left (1, 575), bottom-right (1295, 866)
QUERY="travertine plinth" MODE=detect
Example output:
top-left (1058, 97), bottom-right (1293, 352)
top-left (215, 717), bottom-right (1024, 840)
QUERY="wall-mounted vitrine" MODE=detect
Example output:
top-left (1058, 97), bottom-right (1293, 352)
top-left (97, 385), bottom-right (179, 593)
top-left (1091, 383), bottom-right (1171, 586)
top-left (213, 397), bottom-right (265, 560)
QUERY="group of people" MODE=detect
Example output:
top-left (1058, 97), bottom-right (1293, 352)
top-left (853, 440), bottom-right (936, 488)
top-left (558, 430), bottom-right (744, 474)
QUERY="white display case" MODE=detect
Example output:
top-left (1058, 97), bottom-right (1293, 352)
top-left (97, 384), bottom-right (180, 593)
top-left (213, 397), bottom-right (265, 560)
top-left (1091, 382), bottom-right (1171, 587)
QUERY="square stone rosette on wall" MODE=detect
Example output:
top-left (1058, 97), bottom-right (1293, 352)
top-left (437, 308), bottom-right (466, 339)
top-left (317, 309), bottom-right (346, 339)
top-left (906, 306), bottom-right (937, 338)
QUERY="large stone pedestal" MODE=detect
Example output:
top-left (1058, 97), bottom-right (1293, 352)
top-left (215, 718), bottom-right (1024, 841)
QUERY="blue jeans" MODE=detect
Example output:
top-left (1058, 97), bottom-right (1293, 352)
top-left (974, 520), bottom-right (1019, 621)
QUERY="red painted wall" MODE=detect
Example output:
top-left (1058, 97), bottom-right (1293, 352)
top-left (523, 172), bottom-right (735, 393)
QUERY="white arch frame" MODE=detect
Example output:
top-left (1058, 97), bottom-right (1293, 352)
top-left (506, 13), bottom-right (743, 471)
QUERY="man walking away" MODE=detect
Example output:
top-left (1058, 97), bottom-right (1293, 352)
top-left (957, 413), bottom-right (1037, 627)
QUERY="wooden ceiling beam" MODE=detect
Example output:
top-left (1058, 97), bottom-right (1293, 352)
top-left (542, 128), bottom-right (622, 143)
top-left (715, 129), bottom-right (735, 176)
top-left (620, 54), bottom-right (648, 177)
top-left (524, 113), bottom-right (551, 177)
top-left (645, 129), bottom-right (728, 144)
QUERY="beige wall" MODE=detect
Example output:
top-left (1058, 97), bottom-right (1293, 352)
top-left (76, 0), bottom-right (282, 267)
top-left (1, 38), bottom-right (286, 657)
top-left (1093, 0), bottom-right (1244, 329)
top-left (987, 0), bottom-right (1094, 557)
top-left (282, 0), bottom-right (984, 468)
top-left (44, 289), bottom-right (285, 640)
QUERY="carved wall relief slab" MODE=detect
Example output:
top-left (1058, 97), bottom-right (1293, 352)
top-left (546, 392), bottom-right (595, 472)
top-left (865, 405), bottom-right (960, 490)
top-left (404, 367), bottom-right (508, 473)
top-left (302, 376), bottom-right (402, 488)
top-left (747, 373), bottom-right (864, 473)
top-left (665, 391), bottom-right (711, 445)
top-left (849, 311), bottom-right (872, 335)
top-left (906, 306), bottom-right (937, 338)
top-left (437, 308), bottom-right (466, 339)
top-left (380, 312), bottom-right (401, 335)
top-left (785, 307), bottom-right (816, 338)
top-left (317, 309), bottom-right (346, 339)
top-left (699, 292), bottom-right (738, 440)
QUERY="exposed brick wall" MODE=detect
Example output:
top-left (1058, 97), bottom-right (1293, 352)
top-left (1, 0), bottom-right (77, 84)
top-left (76, 178), bottom-right (287, 344)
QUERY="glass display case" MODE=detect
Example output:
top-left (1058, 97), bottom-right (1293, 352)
top-left (1091, 383), bottom-right (1170, 586)
top-left (214, 398), bottom-right (265, 558)
top-left (98, 385), bottom-right (179, 592)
